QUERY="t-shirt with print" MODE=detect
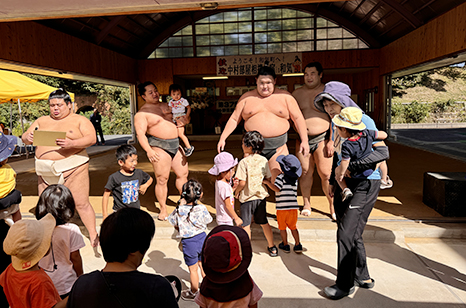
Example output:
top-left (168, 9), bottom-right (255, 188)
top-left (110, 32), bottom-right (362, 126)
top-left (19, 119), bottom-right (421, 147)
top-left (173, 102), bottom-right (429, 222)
top-left (235, 154), bottom-right (271, 203)
top-left (274, 173), bottom-right (299, 210)
top-left (168, 203), bottom-right (213, 238)
top-left (341, 129), bottom-right (378, 178)
top-left (215, 180), bottom-right (234, 226)
top-left (169, 97), bottom-right (189, 115)
top-left (105, 169), bottom-right (151, 210)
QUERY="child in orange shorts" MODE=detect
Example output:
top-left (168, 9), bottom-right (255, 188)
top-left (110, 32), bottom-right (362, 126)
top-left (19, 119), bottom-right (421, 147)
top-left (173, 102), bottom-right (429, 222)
top-left (263, 154), bottom-right (302, 253)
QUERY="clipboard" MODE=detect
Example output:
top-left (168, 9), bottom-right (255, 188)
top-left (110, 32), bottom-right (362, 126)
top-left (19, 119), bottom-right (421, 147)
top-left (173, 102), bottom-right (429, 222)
top-left (33, 130), bottom-right (66, 147)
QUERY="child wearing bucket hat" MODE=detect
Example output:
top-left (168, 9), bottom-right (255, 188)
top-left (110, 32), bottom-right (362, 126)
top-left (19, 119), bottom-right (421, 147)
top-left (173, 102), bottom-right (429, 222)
top-left (195, 225), bottom-right (263, 307)
top-left (263, 154), bottom-right (303, 253)
top-left (209, 152), bottom-right (243, 227)
top-left (332, 107), bottom-right (387, 201)
top-left (0, 214), bottom-right (62, 308)
top-left (0, 132), bottom-right (22, 226)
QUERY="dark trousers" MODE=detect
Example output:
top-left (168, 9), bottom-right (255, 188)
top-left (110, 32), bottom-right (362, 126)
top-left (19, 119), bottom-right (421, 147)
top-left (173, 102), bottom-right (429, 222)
top-left (94, 125), bottom-right (105, 144)
top-left (334, 178), bottom-right (380, 291)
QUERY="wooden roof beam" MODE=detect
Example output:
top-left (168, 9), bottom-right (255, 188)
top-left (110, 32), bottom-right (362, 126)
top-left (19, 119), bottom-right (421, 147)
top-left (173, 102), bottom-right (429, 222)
top-left (359, 1), bottom-right (383, 25)
top-left (381, 0), bottom-right (422, 28)
top-left (96, 16), bottom-right (125, 44)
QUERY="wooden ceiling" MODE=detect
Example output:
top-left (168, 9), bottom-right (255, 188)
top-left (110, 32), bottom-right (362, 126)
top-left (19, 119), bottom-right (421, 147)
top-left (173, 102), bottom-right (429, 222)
top-left (5, 0), bottom-right (463, 59)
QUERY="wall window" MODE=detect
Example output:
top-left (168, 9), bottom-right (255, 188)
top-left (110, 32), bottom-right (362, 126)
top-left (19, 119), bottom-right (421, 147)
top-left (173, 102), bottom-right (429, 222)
top-left (149, 8), bottom-right (369, 59)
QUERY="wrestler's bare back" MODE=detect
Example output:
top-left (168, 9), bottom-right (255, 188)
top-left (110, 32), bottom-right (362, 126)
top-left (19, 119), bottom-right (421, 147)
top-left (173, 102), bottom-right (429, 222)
top-left (30, 114), bottom-right (92, 160)
top-left (293, 84), bottom-right (330, 136)
top-left (240, 89), bottom-right (293, 138)
top-left (136, 103), bottom-right (178, 139)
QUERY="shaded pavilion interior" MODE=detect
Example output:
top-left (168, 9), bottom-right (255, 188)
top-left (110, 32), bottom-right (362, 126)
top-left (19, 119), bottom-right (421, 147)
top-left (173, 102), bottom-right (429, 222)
top-left (1, 0), bottom-right (466, 132)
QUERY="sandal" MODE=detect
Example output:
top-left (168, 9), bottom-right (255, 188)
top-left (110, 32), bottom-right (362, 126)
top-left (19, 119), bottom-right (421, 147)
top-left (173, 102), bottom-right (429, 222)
top-left (301, 208), bottom-right (311, 216)
top-left (267, 245), bottom-right (278, 257)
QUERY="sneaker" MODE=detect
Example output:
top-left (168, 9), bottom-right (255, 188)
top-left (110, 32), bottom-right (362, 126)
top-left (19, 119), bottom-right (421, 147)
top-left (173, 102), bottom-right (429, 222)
top-left (278, 242), bottom-right (290, 253)
top-left (324, 284), bottom-right (355, 300)
top-left (267, 245), bottom-right (278, 257)
top-left (341, 188), bottom-right (353, 202)
top-left (293, 243), bottom-right (303, 254)
top-left (184, 146), bottom-right (194, 157)
top-left (354, 278), bottom-right (375, 289)
top-left (380, 176), bottom-right (393, 189)
top-left (181, 289), bottom-right (198, 301)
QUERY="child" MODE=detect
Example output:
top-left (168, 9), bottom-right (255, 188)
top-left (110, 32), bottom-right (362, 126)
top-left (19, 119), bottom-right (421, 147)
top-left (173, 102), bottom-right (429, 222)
top-left (263, 154), bottom-right (303, 254)
top-left (35, 184), bottom-right (85, 299)
top-left (332, 107), bottom-right (388, 201)
top-left (0, 214), bottom-right (62, 308)
top-left (66, 208), bottom-right (179, 307)
top-left (169, 84), bottom-right (194, 157)
top-left (0, 132), bottom-right (22, 226)
top-left (102, 145), bottom-right (153, 220)
top-left (195, 225), bottom-right (263, 307)
top-left (208, 152), bottom-right (242, 227)
top-left (168, 179), bottom-right (213, 301)
top-left (235, 131), bottom-right (277, 257)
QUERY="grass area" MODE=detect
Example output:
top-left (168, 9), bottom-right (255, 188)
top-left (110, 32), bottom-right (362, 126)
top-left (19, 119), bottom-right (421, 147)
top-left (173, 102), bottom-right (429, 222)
top-left (393, 72), bottom-right (466, 104)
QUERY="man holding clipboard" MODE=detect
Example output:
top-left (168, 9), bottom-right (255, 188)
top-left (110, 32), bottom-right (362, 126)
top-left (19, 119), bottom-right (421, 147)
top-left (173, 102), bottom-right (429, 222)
top-left (22, 89), bottom-right (98, 247)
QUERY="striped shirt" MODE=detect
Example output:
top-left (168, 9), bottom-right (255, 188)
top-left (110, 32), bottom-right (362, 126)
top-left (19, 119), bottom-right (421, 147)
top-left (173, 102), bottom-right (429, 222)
top-left (274, 173), bottom-right (299, 210)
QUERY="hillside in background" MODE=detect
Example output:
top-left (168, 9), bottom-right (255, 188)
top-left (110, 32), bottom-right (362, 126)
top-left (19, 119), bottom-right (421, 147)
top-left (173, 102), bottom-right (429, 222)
top-left (393, 65), bottom-right (466, 104)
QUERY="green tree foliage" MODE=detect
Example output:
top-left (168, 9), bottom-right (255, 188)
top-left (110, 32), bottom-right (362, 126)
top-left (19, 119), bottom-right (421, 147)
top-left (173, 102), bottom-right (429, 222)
top-left (404, 101), bottom-right (429, 123)
top-left (0, 74), bottom-right (132, 136)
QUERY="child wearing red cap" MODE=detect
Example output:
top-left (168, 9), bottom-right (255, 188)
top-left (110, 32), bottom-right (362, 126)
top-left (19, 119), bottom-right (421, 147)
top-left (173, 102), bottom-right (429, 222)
top-left (195, 225), bottom-right (262, 307)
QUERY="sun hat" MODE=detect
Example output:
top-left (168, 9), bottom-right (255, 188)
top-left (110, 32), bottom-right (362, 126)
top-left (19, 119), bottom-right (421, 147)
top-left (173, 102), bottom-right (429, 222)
top-left (314, 81), bottom-right (360, 113)
top-left (276, 154), bottom-right (302, 178)
top-left (201, 225), bottom-right (252, 284)
top-left (3, 213), bottom-right (56, 271)
top-left (0, 132), bottom-right (17, 162)
top-left (332, 107), bottom-right (366, 131)
top-left (208, 152), bottom-right (238, 176)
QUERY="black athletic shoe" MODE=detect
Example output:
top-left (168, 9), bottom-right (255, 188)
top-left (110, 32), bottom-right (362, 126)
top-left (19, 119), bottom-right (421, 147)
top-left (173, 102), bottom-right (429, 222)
top-left (278, 242), bottom-right (290, 253)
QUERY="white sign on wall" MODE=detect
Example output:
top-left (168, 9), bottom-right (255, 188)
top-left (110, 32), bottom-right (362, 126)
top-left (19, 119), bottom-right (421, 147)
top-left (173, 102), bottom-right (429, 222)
top-left (217, 53), bottom-right (303, 76)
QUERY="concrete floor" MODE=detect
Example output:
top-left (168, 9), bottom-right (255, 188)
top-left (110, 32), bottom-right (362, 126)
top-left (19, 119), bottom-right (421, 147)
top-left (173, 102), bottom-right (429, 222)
top-left (10, 136), bottom-right (466, 307)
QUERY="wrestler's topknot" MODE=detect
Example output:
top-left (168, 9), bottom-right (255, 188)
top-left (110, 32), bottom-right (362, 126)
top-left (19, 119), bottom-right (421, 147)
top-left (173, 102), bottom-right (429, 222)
top-left (49, 88), bottom-right (72, 104)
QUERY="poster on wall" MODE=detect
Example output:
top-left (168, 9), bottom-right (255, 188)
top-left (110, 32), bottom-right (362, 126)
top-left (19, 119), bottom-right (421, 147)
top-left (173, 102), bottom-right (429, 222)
top-left (217, 53), bottom-right (303, 76)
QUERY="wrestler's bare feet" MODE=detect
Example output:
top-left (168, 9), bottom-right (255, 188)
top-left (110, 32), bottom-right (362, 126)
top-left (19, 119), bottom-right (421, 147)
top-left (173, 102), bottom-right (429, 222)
top-left (91, 233), bottom-right (99, 248)
top-left (157, 212), bottom-right (168, 221)
top-left (301, 206), bottom-right (312, 217)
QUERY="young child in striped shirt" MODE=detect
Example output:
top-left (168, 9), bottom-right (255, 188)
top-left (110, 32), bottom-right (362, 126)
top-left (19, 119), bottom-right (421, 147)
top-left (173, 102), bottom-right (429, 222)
top-left (263, 154), bottom-right (303, 254)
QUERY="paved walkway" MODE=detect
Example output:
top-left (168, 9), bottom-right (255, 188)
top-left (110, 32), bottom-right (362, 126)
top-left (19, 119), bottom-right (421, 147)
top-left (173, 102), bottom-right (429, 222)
top-left (10, 135), bottom-right (466, 307)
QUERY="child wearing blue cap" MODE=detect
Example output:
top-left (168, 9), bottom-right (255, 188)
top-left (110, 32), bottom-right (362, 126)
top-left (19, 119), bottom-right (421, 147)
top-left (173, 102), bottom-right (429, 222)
top-left (263, 154), bottom-right (303, 253)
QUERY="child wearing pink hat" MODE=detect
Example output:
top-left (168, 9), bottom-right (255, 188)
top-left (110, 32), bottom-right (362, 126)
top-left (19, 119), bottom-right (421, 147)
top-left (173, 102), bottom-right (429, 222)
top-left (208, 152), bottom-right (242, 227)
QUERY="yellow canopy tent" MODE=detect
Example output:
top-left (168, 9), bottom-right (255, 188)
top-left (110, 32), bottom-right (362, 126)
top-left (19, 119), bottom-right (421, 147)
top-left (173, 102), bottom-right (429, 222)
top-left (0, 69), bottom-right (75, 135)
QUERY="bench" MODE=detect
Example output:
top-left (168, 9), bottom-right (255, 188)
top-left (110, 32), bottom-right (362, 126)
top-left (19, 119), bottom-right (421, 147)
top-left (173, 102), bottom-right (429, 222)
top-left (423, 172), bottom-right (466, 217)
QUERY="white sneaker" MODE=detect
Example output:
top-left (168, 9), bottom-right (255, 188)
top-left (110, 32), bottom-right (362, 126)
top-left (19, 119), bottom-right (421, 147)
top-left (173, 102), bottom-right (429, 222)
top-left (342, 188), bottom-right (353, 201)
top-left (380, 176), bottom-right (393, 189)
top-left (181, 289), bottom-right (198, 301)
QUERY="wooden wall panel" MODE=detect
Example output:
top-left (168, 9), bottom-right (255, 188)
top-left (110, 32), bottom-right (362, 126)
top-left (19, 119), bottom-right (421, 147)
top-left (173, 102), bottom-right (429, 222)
top-left (302, 49), bottom-right (380, 69)
top-left (0, 21), bottom-right (137, 83)
top-left (173, 57), bottom-right (216, 75)
top-left (380, 2), bottom-right (466, 75)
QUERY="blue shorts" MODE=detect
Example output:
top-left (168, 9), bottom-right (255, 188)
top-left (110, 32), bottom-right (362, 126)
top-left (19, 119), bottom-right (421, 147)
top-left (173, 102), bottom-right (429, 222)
top-left (181, 232), bottom-right (206, 266)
